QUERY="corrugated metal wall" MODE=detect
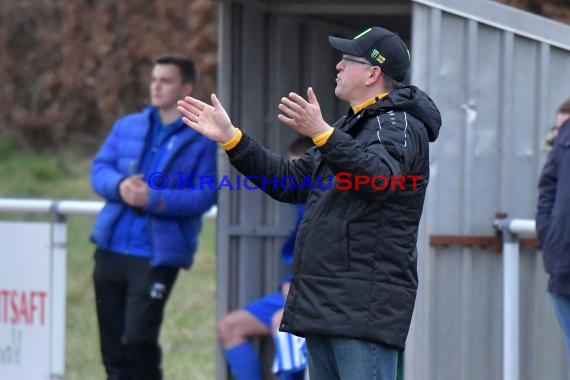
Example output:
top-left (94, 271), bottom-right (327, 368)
top-left (407, 1), bottom-right (570, 379)
top-left (217, 0), bottom-right (570, 379)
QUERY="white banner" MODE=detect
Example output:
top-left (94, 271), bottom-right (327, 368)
top-left (0, 221), bottom-right (60, 379)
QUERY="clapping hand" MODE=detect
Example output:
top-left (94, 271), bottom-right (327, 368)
top-left (278, 87), bottom-right (331, 137)
top-left (177, 94), bottom-right (238, 144)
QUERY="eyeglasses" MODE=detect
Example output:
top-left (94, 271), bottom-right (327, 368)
top-left (341, 56), bottom-right (372, 66)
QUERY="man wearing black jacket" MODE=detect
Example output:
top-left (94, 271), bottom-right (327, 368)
top-left (178, 26), bottom-right (442, 380)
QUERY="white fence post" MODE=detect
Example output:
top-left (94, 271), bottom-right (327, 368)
top-left (49, 207), bottom-right (67, 380)
top-left (494, 217), bottom-right (536, 380)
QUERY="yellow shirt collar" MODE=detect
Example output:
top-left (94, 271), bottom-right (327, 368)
top-left (352, 92), bottom-right (389, 114)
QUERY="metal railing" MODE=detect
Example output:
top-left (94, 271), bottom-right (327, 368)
top-left (493, 217), bottom-right (536, 380)
top-left (0, 198), bottom-right (217, 218)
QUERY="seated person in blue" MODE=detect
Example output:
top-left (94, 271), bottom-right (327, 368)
top-left (218, 137), bottom-right (312, 380)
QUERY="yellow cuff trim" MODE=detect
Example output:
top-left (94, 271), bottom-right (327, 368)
top-left (312, 127), bottom-right (334, 147)
top-left (223, 128), bottom-right (243, 151)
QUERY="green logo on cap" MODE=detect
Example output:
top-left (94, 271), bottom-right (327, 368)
top-left (371, 49), bottom-right (385, 64)
top-left (353, 27), bottom-right (372, 40)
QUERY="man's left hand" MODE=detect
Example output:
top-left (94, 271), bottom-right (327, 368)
top-left (278, 87), bottom-right (332, 137)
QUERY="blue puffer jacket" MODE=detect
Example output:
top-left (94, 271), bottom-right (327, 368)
top-left (90, 106), bottom-right (217, 269)
top-left (537, 119), bottom-right (570, 296)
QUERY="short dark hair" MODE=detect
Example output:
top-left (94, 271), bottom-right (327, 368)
top-left (383, 72), bottom-right (406, 91)
top-left (153, 53), bottom-right (197, 84)
top-left (288, 136), bottom-right (313, 157)
top-left (558, 99), bottom-right (570, 115)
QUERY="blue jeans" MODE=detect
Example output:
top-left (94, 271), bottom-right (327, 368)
top-left (305, 335), bottom-right (398, 380)
top-left (550, 292), bottom-right (570, 362)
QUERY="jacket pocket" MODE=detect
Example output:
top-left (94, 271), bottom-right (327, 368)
top-left (542, 222), bottom-right (570, 275)
top-left (344, 221), bottom-right (376, 274)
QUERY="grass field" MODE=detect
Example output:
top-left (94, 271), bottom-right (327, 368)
top-left (0, 145), bottom-right (217, 379)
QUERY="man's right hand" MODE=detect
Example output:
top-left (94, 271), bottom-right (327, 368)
top-left (177, 94), bottom-right (238, 144)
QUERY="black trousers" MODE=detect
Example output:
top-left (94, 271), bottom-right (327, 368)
top-left (93, 249), bottom-right (179, 380)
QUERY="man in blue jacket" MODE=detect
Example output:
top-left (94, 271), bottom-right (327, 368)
top-left (90, 54), bottom-right (217, 380)
top-left (536, 98), bottom-right (570, 361)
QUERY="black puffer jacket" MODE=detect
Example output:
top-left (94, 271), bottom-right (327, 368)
top-left (227, 86), bottom-right (441, 350)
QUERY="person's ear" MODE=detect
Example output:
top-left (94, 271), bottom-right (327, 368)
top-left (367, 67), bottom-right (382, 86)
top-left (183, 83), bottom-right (194, 96)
